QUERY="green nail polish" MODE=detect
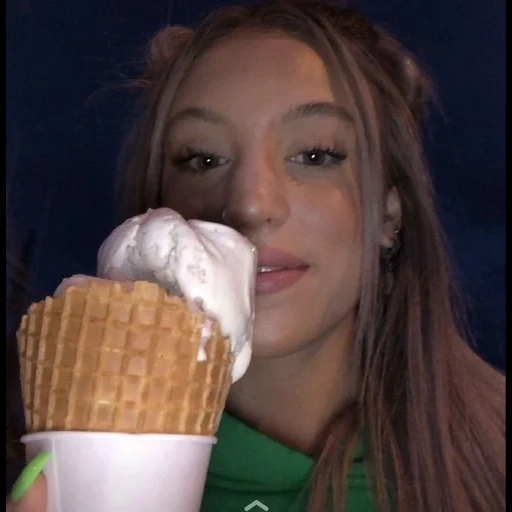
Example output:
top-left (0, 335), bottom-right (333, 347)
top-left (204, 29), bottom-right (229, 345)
top-left (10, 451), bottom-right (51, 503)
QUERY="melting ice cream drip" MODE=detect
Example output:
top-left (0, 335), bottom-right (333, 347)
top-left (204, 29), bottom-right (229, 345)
top-left (199, 320), bottom-right (212, 362)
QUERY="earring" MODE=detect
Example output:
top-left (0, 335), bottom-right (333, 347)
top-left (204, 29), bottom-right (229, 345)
top-left (384, 229), bottom-right (401, 259)
top-left (383, 229), bottom-right (401, 295)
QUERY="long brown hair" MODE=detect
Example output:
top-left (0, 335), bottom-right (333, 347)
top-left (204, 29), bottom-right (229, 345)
top-left (117, 1), bottom-right (505, 510)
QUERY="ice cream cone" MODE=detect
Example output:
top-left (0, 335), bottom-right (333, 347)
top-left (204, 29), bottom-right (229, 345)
top-left (17, 280), bottom-right (234, 436)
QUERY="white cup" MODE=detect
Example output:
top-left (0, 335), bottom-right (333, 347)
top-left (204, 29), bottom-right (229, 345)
top-left (22, 431), bottom-right (216, 512)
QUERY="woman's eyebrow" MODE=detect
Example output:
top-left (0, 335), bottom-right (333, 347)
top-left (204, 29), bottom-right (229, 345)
top-left (168, 107), bottom-right (227, 129)
top-left (167, 101), bottom-right (353, 129)
top-left (281, 102), bottom-right (353, 124)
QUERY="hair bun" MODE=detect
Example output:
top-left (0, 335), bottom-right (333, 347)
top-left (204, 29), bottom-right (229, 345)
top-left (143, 25), bottom-right (195, 83)
top-left (375, 29), bottom-right (432, 122)
top-left (399, 54), bottom-right (432, 122)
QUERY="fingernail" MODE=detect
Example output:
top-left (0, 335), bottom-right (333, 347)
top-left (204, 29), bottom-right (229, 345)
top-left (10, 452), bottom-right (50, 503)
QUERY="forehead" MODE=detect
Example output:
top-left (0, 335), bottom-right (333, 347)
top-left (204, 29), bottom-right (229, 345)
top-left (172, 34), bottom-right (337, 111)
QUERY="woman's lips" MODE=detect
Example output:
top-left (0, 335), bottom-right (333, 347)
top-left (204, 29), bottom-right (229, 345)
top-left (255, 267), bottom-right (309, 294)
top-left (255, 247), bottom-right (309, 295)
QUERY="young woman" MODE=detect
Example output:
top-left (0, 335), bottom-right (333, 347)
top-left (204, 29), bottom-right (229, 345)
top-left (7, 1), bottom-right (505, 511)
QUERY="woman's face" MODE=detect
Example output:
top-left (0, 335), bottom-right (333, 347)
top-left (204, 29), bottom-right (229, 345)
top-left (163, 34), bottom-right (362, 358)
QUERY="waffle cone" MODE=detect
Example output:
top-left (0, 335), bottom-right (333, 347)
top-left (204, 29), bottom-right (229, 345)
top-left (17, 280), bottom-right (234, 436)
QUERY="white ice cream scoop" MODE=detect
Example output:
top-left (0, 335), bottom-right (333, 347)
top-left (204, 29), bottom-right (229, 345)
top-left (96, 208), bottom-right (257, 382)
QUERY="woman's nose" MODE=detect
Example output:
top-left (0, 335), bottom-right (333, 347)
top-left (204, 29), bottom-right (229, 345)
top-left (222, 153), bottom-right (290, 235)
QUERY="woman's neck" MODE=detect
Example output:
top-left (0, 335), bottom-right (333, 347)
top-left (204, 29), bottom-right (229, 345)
top-left (226, 315), bottom-right (357, 456)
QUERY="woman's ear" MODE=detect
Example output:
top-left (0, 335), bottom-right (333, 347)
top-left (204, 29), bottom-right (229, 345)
top-left (380, 186), bottom-right (402, 249)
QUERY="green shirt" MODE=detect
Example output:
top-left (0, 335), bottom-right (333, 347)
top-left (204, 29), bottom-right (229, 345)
top-left (201, 412), bottom-right (376, 511)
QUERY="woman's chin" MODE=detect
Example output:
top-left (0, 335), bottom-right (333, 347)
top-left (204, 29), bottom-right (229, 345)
top-left (250, 330), bottom-right (310, 359)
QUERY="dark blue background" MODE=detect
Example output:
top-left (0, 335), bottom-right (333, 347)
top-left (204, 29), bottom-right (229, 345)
top-left (6, 0), bottom-right (505, 370)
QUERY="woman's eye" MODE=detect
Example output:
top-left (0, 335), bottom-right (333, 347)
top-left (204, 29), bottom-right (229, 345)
top-left (290, 148), bottom-right (347, 167)
top-left (172, 151), bottom-right (229, 173)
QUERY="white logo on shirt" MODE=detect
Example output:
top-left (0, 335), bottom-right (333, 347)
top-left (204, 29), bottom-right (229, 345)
top-left (244, 499), bottom-right (269, 511)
